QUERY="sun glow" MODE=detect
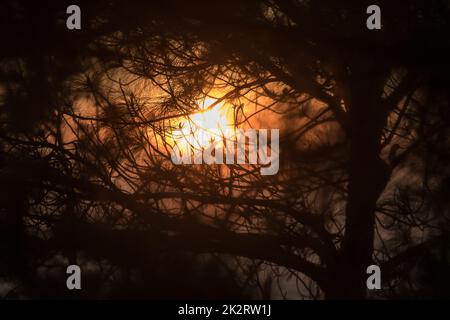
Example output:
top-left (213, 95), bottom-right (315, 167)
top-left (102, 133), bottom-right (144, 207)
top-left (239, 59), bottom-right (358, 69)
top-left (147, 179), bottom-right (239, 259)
top-left (171, 97), bottom-right (235, 153)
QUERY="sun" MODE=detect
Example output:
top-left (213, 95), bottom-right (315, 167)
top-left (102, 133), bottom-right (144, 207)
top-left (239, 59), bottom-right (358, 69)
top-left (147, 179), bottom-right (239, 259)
top-left (171, 97), bottom-right (235, 153)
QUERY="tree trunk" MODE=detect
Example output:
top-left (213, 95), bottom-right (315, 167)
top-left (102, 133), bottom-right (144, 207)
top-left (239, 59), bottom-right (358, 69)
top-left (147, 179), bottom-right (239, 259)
top-left (326, 65), bottom-right (391, 299)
